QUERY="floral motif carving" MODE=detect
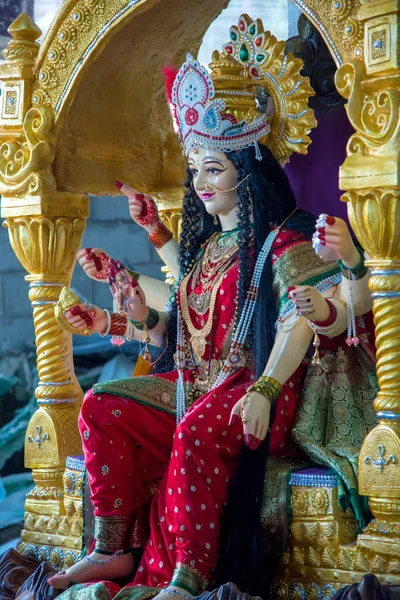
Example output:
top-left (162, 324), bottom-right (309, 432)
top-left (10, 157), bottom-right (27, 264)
top-left (311, 488), bottom-right (329, 513)
top-left (32, 0), bottom-right (134, 113)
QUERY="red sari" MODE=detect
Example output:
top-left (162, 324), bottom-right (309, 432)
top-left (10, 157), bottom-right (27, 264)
top-left (68, 228), bottom-right (375, 600)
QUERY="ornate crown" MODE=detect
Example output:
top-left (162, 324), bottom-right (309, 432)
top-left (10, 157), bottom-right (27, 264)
top-left (168, 14), bottom-right (317, 165)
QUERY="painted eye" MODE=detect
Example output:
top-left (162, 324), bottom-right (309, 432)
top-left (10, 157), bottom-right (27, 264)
top-left (207, 168), bottom-right (222, 175)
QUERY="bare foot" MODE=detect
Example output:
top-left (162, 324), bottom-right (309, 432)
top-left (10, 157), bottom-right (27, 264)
top-left (47, 551), bottom-right (134, 590)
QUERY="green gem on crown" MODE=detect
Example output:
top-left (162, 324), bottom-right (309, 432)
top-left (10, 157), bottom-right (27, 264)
top-left (230, 30), bottom-right (237, 41)
top-left (249, 24), bottom-right (256, 36)
top-left (239, 43), bottom-right (249, 63)
top-left (256, 54), bottom-right (265, 62)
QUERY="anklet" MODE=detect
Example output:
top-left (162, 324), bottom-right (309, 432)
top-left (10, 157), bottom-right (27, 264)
top-left (84, 549), bottom-right (127, 566)
top-left (161, 589), bottom-right (193, 600)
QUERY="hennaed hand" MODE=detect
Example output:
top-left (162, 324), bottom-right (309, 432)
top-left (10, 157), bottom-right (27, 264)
top-left (108, 258), bottom-right (148, 322)
top-left (76, 248), bottom-right (110, 282)
top-left (228, 391), bottom-right (271, 451)
top-left (288, 285), bottom-right (330, 322)
top-left (63, 303), bottom-right (107, 333)
top-left (115, 181), bottom-right (160, 233)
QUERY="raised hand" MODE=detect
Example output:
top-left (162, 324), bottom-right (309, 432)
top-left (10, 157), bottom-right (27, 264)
top-left (115, 181), bottom-right (160, 233)
top-left (288, 285), bottom-right (331, 322)
top-left (314, 215), bottom-right (360, 268)
top-left (77, 248), bottom-right (110, 282)
top-left (108, 258), bottom-right (148, 322)
top-left (228, 391), bottom-right (271, 451)
top-left (63, 303), bottom-right (108, 333)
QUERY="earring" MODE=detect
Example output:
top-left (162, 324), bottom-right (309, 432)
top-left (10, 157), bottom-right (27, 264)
top-left (214, 215), bottom-right (219, 226)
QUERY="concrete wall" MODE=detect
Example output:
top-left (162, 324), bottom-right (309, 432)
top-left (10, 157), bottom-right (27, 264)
top-left (0, 196), bottom-right (163, 353)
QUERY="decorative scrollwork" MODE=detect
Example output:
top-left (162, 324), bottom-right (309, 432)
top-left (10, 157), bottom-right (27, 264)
top-left (0, 105), bottom-right (55, 196)
top-left (336, 60), bottom-right (400, 159)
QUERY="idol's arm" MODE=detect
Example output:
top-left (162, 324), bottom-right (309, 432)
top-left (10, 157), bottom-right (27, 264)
top-left (76, 248), bottom-right (174, 312)
top-left (63, 301), bottom-right (168, 347)
top-left (149, 237), bottom-right (180, 280)
top-left (262, 316), bottom-right (313, 384)
top-left (120, 182), bottom-right (181, 279)
top-left (316, 215), bottom-right (373, 317)
top-left (336, 257), bottom-right (372, 316)
top-left (229, 316), bottom-right (315, 450)
top-left (128, 272), bottom-right (174, 312)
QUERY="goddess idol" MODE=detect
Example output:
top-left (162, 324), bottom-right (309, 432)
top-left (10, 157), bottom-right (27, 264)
top-left (50, 14), bottom-right (376, 600)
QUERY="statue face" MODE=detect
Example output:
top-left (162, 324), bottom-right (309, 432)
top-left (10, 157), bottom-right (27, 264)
top-left (188, 147), bottom-right (239, 218)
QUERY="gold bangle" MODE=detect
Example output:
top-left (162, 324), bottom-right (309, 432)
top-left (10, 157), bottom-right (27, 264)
top-left (247, 375), bottom-right (282, 405)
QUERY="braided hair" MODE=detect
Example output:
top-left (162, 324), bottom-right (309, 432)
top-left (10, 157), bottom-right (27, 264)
top-left (153, 144), bottom-right (315, 596)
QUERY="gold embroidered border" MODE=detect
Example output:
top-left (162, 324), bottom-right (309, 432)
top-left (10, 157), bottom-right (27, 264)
top-left (114, 587), bottom-right (159, 600)
top-left (94, 515), bottom-right (133, 553)
top-left (273, 241), bottom-right (339, 313)
top-left (171, 562), bottom-right (208, 595)
top-left (93, 376), bottom-right (184, 415)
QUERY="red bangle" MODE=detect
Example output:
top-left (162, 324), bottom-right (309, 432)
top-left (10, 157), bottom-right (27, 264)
top-left (148, 221), bottom-right (173, 249)
top-left (313, 299), bottom-right (337, 327)
top-left (109, 313), bottom-right (127, 336)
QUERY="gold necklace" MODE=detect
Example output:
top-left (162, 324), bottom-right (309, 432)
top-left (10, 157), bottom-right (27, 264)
top-left (193, 234), bottom-right (238, 296)
top-left (181, 262), bottom-right (236, 360)
top-left (187, 233), bottom-right (238, 320)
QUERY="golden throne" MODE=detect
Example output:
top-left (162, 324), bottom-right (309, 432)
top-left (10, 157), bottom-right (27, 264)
top-left (1, 1), bottom-right (400, 597)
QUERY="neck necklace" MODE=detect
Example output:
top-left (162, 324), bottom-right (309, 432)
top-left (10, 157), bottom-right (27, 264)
top-left (181, 233), bottom-right (239, 359)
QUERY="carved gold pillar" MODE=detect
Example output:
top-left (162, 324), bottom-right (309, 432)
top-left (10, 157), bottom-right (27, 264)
top-left (337, 0), bottom-right (400, 557)
top-left (0, 14), bottom-right (89, 566)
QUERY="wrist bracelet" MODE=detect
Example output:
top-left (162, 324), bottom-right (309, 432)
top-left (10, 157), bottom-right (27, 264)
top-left (109, 312), bottom-right (128, 336)
top-left (338, 247), bottom-right (368, 280)
top-left (129, 307), bottom-right (160, 331)
top-left (247, 375), bottom-right (282, 405)
top-left (148, 221), bottom-right (173, 249)
top-left (99, 309), bottom-right (111, 337)
top-left (312, 299), bottom-right (337, 328)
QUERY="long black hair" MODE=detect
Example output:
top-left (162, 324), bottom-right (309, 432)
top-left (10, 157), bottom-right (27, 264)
top-left (153, 143), bottom-right (315, 595)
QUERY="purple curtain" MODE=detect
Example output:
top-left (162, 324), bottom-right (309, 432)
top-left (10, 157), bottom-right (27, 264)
top-left (285, 104), bottom-right (354, 224)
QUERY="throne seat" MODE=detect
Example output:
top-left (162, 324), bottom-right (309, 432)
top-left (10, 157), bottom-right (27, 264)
top-left (21, 452), bottom-right (357, 595)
